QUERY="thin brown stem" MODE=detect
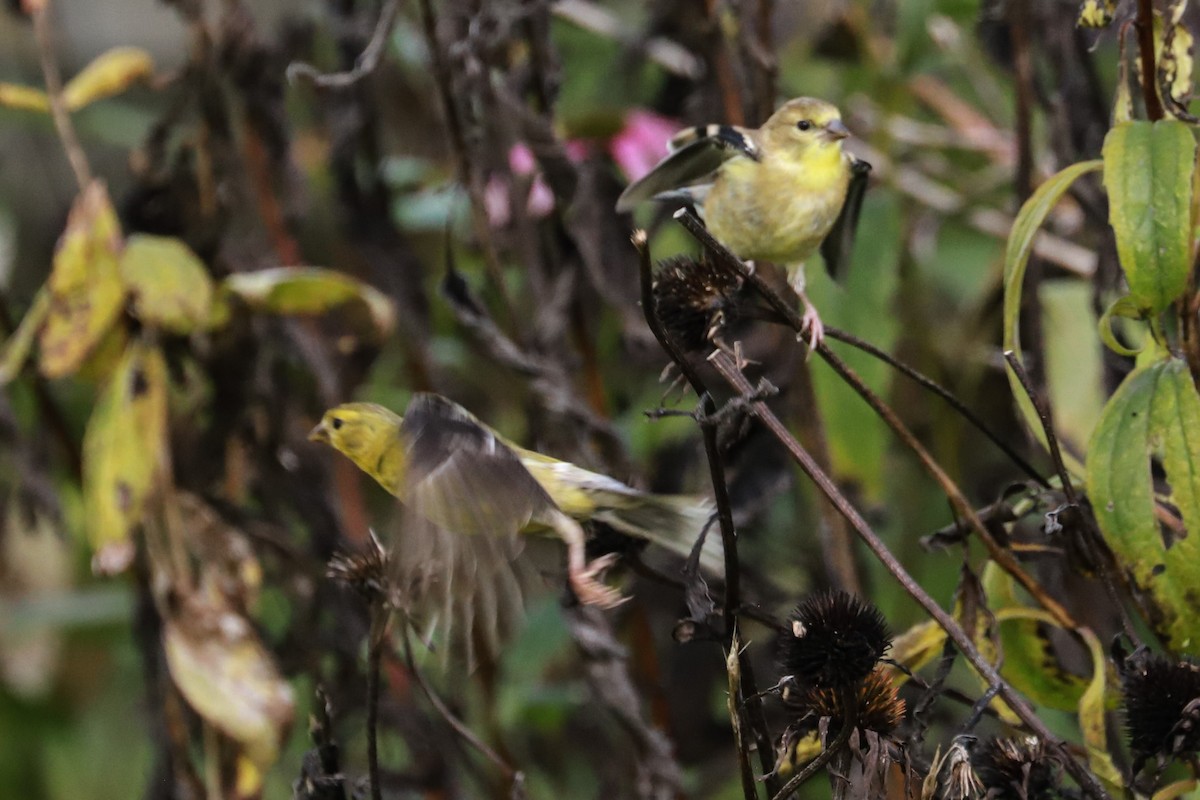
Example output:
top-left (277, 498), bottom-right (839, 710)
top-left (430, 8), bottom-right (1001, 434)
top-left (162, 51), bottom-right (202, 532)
top-left (400, 626), bottom-right (524, 793)
top-left (366, 614), bottom-right (384, 800)
top-left (1136, 0), bottom-right (1165, 121)
top-left (635, 231), bottom-right (777, 796)
top-left (286, 0), bottom-right (401, 88)
top-left (1003, 352), bottom-right (1078, 506)
top-left (706, 350), bottom-right (1110, 799)
top-left (31, 2), bottom-right (92, 191)
top-left (769, 687), bottom-right (856, 800)
top-left (674, 209), bottom-right (1076, 630)
top-left (824, 327), bottom-right (1048, 488)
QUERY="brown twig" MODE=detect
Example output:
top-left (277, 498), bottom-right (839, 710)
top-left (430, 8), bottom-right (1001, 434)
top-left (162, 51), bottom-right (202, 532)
top-left (705, 349), bottom-right (1110, 800)
top-left (286, 0), bottom-right (401, 88)
top-left (1002, 352), bottom-right (1077, 506)
top-left (366, 608), bottom-right (386, 800)
top-left (635, 230), bottom-right (777, 796)
top-left (400, 626), bottom-right (525, 794)
top-left (674, 208), bottom-right (1076, 630)
top-left (769, 687), bottom-right (857, 800)
top-left (30, 1), bottom-right (92, 191)
top-left (824, 327), bottom-right (1048, 488)
top-left (1135, 0), bottom-right (1165, 121)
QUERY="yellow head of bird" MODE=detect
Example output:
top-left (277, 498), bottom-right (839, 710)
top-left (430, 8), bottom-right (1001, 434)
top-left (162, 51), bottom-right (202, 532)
top-left (761, 97), bottom-right (850, 157)
top-left (309, 402), bottom-right (403, 475)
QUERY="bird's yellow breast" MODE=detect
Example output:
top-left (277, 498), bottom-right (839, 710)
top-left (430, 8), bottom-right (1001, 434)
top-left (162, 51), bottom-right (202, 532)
top-left (705, 147), bottom-right (851, 266)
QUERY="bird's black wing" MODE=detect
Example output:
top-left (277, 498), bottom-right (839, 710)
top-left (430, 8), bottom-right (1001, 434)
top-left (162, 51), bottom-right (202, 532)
top-left (615, 125), bottom-right (760, 213)
top-left (819, 157), bottom-right (872, 282)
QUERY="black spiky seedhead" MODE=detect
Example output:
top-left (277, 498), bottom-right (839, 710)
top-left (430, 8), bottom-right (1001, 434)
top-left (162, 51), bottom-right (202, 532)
top-left (784, 666), bottom-right (906, 734)
top-left (971, 737), bottom-right (1061, 800)
top-left (1119, 647), bottom-right (1200, 764)
top-left (777, 590), bottom-right (892, 689)
top-left (652, 255), bottom-right (742, 352)
top-left (327, 532), bottom-right (390, 604)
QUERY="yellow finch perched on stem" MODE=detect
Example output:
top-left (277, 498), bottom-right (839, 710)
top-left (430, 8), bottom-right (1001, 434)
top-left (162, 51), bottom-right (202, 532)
top-left (616, 97), bottom-right (870, 348)
top-left (310, 395), bottom-right (720, 661)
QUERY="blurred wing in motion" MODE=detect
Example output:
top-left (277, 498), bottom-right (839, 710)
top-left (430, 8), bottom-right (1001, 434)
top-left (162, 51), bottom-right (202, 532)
top-left (398, 392), bottom-right (557, 537)
top-left (390, 393), bottom-right (560, 666)
top-left (389, 509), bottom-right (544, 669)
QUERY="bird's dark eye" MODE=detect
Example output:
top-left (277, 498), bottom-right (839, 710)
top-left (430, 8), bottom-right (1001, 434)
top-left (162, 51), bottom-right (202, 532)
top-left (797, 120), bottom-right (812, 131)
top-left (331, 417), bottom-right (344, 430)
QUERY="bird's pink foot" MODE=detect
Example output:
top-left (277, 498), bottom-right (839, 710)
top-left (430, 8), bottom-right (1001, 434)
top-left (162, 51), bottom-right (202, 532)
top-left (569, 553), bottom-right (626, 609)
top-left (796, 291), bottom-right (824, 355)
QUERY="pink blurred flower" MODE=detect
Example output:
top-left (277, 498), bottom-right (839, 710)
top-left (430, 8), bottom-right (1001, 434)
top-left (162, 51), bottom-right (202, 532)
top-left (487, 141), bottom-right (592, 226)
top-left (484, 113), bottom-right (677, 226)
top-left (608, 110), bottom-right (678, 182)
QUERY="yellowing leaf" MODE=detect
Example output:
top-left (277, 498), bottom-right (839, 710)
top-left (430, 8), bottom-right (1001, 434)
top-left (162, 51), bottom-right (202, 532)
top-left (1087, 357), bottom-right (1200, 654)
top-left (1160, 0), bottom-right (1195, 121)
top-left (221, 267), bottom-right (395, 338)
top-left (1077, 626), bottom-right (1125, 789)
top-left (62, 47), bottom-right (154, 111)
top-left (983, 562), bottom-right (1093, 712)
top-left (1077, 0), bottom-right (1116, 27)
top-left (1103, 120), bottom-right (1196, 314)
top-left (0, 288), bottom-right (50, 385)
top-left (82, 340), bottom-right (167, 574)
top-left (884, 619), bottom-right (945, 684)
top-left (0, 82), bottom-right (50, 112)
top-left (119, 235), bottom-right (214, 333)
top-left (38, 182), bottom-right (126, 379)
top-left (163, 593), bottom-right (294, 767)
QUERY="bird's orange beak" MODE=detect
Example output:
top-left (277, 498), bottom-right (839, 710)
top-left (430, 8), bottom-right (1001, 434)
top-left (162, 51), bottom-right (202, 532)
top-left (823, 119), bottom-right (851, 141)
top-left (308, 421), bottom-right (331, 444)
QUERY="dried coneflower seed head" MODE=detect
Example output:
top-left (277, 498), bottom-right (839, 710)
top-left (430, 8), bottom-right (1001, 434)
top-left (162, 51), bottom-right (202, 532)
top-left (652, 255), bottom-right (742, 352)
top-left (971, 737), bottom-right (1060, 800)
top-left (778, 590), bottom-right (891, 688)
top-left (784, 666), bottom-right (906, 734)
top-left (1119, 647), bottom-right (1200, 764)
top-left (936, 736), bottom-right (982, 800)
top-left (327, 532), bottom-right (389, 603)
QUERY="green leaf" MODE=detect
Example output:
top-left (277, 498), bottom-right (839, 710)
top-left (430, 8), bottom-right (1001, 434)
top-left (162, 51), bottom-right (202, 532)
top-left (82, 339), bottom-right (168, 575)
top-left (1087, 357), bottom-right (1200, 654)
top-left (119, 234), bottom-right (214, 333)
top-left (1003, 159), bottom-right (1102, 469)
top-left (1042, 281), bottom-right (1106, 453)
top-left (1098, 294), bottom-right (1146, 357)
top-left (1103, 120), bottom-right (1195, 313)
top-left (220, 267), bottom-right (395, 339)
top-left (0, 288), bottom-right (50, 385)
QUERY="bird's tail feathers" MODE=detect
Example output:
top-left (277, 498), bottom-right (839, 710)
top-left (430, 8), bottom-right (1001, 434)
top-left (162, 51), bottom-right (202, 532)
top-left (593, 493), bottom-right (724, 578)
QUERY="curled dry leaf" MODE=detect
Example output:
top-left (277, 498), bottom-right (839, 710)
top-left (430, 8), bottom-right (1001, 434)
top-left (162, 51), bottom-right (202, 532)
top-left (38, 181), bottom-right (126, 379)
top-left (178, 491), bottom-right (262, 613)
top-left (162, 591), bottom-right (295, 770)
top-left (82, 339), bottom-right (168, 574)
